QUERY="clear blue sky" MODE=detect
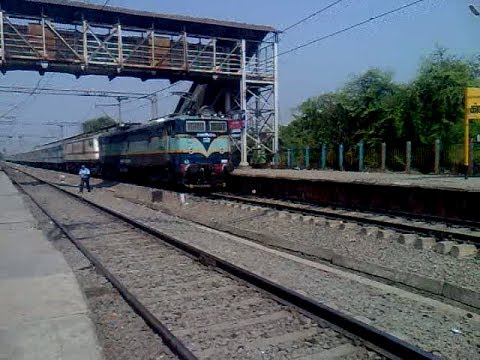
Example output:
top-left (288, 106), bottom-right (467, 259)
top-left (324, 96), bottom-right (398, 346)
top-left (1, 0), bottom-right (479, 153)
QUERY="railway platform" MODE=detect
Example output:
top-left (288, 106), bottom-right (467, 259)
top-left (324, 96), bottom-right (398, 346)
top-left (0, 169), bottom-right (102, 360)
top-left (230, 169), bottom-right (480, 222)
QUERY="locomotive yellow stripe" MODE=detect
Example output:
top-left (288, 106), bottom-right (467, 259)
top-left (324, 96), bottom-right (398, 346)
top-left (118, 149), bottom-right (225, 156)
top-left (123, 137), bottom-right (229, 157)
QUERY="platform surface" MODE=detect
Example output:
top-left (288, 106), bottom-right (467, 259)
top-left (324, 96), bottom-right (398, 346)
top-left (0, 170), bottom-right (102, 360)
top-left (233, 169), bottom-right (480, 192)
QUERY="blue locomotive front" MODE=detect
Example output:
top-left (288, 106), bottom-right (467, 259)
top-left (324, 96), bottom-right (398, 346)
top-left (99, 114), bottom-right (234, 186)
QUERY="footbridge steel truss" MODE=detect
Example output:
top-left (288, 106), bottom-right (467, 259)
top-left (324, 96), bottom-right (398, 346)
top-left (0, 0), bottom-right (279, 163)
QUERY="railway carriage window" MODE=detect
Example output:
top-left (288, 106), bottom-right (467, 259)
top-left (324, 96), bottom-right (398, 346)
top-left (186, 121), bottom-right (206, 133)
top-left (209, 121), bottom-right (227, 132)
top-left (73, 141), bottom-right (84, 154)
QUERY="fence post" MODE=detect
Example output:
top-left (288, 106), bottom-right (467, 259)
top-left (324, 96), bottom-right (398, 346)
top-left (339, 144), bottom-right (344, 171)
top-left (321, 144), bottom-right (327, 170)
top-left (381, 142), bottom-right (386, 171)
top-left (305, 146), bottom-right (310, 169)
top-left (406, 141), bottom-right (411, 173)
top-left (274, 152), bottom-right (280, 167)
top-left (287, 148), bottom-right (292, 168)
top-left (434, 139), bottom-right (440, 175)
top-left (358, 141), bottom-right (364, 172)
top-left (469, 140), bottom-right (474, 176)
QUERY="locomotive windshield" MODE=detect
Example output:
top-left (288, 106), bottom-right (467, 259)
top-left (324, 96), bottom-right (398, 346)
top-left (208, 121), bottom-right (228, 132)
top-left (185, 120), bottom-right (206, 132)
top-left (185, 119), bottom-right (227, 133)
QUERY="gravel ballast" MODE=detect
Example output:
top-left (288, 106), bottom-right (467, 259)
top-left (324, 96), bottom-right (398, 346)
top-left (20, 179), bottom-right (177, 360)
top-left (8, 164), bottom-right (480, 360)
top-left (161, 198), bottom-right (480, 293)
top-left (11, 169), bottom-right (380, 360)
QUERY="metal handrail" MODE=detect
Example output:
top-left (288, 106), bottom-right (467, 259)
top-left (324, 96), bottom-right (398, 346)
top-left (1, 14), bottom-right (275, 80)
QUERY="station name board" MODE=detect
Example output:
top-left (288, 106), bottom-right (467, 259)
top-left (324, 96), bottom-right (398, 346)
top-left (466, 87), bottom-right (480, 120)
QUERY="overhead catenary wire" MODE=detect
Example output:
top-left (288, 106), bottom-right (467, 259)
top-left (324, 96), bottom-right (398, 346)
top-left (121, 81), bottom-right (186, 105)
top-left (100, 0), bottom-right (111, 10)
top-left (0, 85), bottom-right (149, 99)
top-left (121, 91), bottom-right (179, 116)
top-left (0, 77), bottom-right (44, 120)
top-left (276, 0), bottom-right (427, 59)
top-left (263, 0), bottom-right (347, 43)
top-left (281, 0), bottom-right (346, 33)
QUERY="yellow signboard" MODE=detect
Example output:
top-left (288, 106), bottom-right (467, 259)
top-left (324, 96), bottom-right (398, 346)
top-left (465, 87), bottom-right (480, 120)
top-left (464, 87), bottom-right (480, 171)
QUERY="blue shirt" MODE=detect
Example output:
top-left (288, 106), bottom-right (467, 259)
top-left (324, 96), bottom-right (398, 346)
top-left (79, 168), bottom-right (91, 178)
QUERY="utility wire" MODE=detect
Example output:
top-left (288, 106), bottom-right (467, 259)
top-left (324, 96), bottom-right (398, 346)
top-left (263, 0), bottom-right (346, 43)
top-left (122, 81), bottom-right (183, 105)
top-left (0, 77), bottom-right (44, 120)
top-left (277, 0), bottom-right (427, 58)
top-left (0, 86), bottom-right (149, 98)
top-left (101, 0), bottom-right (111, 10)
top-left (122, 91), bottom-right (177, 115)
top-left (281, 0), bottom-right (346, 33)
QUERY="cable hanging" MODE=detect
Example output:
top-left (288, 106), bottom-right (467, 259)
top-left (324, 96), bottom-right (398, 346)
top-left (277, 0), bottom-right (427, 59)
top-left (281, 0), bottom-right (347, 33)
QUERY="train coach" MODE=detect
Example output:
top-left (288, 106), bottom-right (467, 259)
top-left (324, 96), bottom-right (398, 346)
top-left (9, 139), bottom-right (64, 168)
top-left (7, 112), bottom-right (235, 187)
top-left (8, 129), bottom-right (105, 175)
top-left (63, 132), bottom-right (102, 174)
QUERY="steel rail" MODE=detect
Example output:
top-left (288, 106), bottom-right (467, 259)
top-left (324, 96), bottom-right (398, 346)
top-left (4, 164), bottom-right (438, 360)
top-left (6, 169), bottom-right (197, 360)
top-left (211, 193), bottom-right (480, 245)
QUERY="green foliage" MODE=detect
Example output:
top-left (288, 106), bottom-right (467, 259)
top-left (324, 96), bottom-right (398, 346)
top-left (280, 92), bottom-right (349, 148)
top-left (250, 148), bottom-right (267, 167)
top-left (407, 47), bottom-right (471, 144)
top-left (83, 116), bottom-right (116, 133)
top-left (281, 48), bottom-right (478, 148)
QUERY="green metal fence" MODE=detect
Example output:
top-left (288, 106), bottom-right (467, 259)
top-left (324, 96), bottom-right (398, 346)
top-left (275, 141), bottom-right (480, 175)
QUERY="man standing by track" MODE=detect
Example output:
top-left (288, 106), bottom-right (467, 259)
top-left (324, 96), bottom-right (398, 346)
top-left (79, 165), bottom-right (91, 193)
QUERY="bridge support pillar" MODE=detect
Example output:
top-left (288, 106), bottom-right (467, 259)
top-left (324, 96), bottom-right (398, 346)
top-left (239, 39), bottom-right (249, 167)
top-left (0, 11), bottom-right (5, 65)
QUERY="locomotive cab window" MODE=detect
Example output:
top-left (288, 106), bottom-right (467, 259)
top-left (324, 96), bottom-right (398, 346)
top-left (166, 123), bottom-right (176, 137)
top-left (209, 121), bottom-right (227, 133)
top-left (186, 121), bottom-right (206, 133)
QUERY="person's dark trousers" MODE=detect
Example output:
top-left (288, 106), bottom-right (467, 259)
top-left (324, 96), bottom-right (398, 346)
top-left (79, 177), bottom-right (91, 192)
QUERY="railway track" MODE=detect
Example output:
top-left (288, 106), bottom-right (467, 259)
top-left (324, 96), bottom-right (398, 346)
top-left (4, 166), bottom-right (437, 360)
top-left (210, 193), bottom-right (480, 246)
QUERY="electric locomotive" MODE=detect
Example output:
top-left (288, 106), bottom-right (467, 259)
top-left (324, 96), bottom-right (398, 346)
top-left (99, 112), bottom-right (234, 186)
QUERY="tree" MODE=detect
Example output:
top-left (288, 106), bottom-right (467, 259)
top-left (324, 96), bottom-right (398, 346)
top-left (407, 47), bottom-right (472, 144)
top-left (83, 116), bottom-right (116, 133)
top-left (341, 68), bottom-right (401, 146)
top-left (280, 48), bottom-right (479, 149)
top-left (280, 69), bottom-right (401, 148)
top-left (280, 92), bottom-right (349, 148)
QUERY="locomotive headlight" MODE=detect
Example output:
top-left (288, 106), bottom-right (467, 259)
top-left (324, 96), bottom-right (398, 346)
top-left (184, 159), bottom-right (190, 164)
top-left (189, 148), bottom-right (193, 154)
top-left (220, 147), bottom-right (225, 154)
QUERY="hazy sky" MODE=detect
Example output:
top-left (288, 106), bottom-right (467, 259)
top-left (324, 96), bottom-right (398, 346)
top-left (1, 0), bottom-right (479, 153)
